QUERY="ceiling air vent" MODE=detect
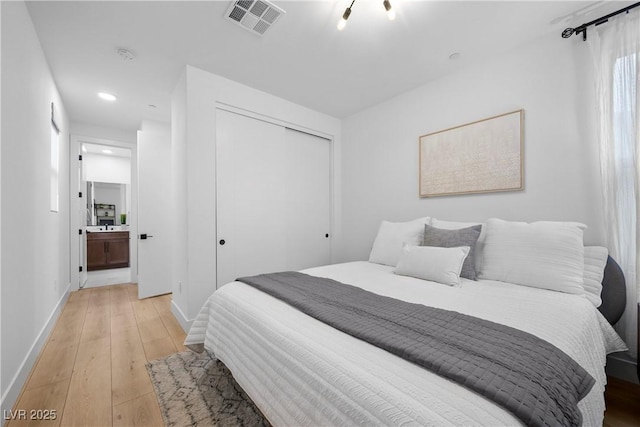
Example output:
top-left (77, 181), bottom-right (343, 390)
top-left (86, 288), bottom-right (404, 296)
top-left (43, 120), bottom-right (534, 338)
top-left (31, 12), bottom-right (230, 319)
top-left (225, 0), bottom-right (285, 36)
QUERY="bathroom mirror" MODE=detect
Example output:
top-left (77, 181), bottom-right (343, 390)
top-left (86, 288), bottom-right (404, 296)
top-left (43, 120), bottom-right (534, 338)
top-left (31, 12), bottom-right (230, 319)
top-left (86, 181), bottom-right (130, 226)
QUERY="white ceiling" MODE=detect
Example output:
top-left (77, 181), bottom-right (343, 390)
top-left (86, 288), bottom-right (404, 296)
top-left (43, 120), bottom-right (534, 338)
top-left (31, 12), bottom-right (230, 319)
top-left (25, 1), bottom-right (632, 132)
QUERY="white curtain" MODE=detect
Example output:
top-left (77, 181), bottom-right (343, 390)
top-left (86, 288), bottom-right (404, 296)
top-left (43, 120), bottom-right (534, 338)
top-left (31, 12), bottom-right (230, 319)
top-left (588, 9), bottom-right (640, 359)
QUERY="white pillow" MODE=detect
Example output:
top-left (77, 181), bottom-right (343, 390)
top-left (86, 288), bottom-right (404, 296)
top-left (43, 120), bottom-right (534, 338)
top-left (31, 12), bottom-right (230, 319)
top-left (583, 246), bottom-right (608, 307)
top-left (430, 218), bottom-right (486, 274)
top-left (394, 244), bottom-right (470, 286)
top-left (478, 218), bottom-right (586, 294)
top-left (369, 217), bottom-right (430, 266)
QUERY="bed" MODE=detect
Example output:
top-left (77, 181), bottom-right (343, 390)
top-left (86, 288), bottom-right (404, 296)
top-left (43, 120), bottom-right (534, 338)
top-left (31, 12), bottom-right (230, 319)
top-left (185, 217), bottom-right (628, 427)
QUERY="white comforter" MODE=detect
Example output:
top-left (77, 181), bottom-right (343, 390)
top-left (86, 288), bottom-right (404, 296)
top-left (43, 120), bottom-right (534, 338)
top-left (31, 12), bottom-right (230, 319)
top-left (185, 261), bottom-right (627, 426)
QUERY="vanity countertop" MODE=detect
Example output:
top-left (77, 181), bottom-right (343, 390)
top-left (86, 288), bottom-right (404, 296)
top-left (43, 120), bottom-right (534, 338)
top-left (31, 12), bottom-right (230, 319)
top-left (86, 226), bottom-right (129, 233)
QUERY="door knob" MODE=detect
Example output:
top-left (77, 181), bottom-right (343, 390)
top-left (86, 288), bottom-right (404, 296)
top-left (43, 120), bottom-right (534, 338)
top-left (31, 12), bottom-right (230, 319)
top-left (219, 239), bottom-right (226, 245)
top-left (140, 234), bottom-right (154, 240)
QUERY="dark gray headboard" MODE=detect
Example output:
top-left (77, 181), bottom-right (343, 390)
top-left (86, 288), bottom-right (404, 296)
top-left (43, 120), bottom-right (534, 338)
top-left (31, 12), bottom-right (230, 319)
top-left (598, 256), bottom-right (626, 325)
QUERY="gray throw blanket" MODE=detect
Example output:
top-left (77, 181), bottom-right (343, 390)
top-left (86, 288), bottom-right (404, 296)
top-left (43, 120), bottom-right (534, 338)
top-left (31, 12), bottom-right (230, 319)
top-left (237, 271), bottom-right (595, 427)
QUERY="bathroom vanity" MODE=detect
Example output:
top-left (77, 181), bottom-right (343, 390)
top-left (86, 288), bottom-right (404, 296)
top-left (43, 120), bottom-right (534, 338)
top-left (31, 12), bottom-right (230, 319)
top-left (87, 230), bottom-right (130, 271)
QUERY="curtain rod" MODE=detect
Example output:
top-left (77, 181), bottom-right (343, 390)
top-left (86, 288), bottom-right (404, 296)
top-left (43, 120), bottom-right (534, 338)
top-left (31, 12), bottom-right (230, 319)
top-left (562, 1), bottom-right (640, 40)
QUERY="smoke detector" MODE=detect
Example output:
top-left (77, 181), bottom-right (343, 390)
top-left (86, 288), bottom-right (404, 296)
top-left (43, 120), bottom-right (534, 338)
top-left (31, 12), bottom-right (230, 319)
top-left (117, 48), bottom-right (135, 61)
top-left (225, 0), bottom-right (285, 36)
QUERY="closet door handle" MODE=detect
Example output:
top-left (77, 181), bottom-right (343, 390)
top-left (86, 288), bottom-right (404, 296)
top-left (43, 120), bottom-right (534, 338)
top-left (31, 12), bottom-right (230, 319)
top-left (219, 239), bottom-right (226, 245)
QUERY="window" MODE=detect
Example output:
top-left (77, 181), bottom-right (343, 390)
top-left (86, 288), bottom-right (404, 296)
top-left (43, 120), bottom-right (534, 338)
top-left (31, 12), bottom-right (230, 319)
top-left (612, 53), bottom-right (639, 298)
top-left (50, 104), bottom-right (60, 213)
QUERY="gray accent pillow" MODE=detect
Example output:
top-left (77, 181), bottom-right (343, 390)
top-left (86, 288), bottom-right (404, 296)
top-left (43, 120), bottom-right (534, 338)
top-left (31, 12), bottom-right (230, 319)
top-left (422, 224), bottom-right (482, 280)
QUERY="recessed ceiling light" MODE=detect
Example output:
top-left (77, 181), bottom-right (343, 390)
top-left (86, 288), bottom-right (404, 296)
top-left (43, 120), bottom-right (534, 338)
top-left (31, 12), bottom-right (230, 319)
top-left (102, 149), bottom-right (113, 154)
top-left (98, 92), bottom-right (117, 101)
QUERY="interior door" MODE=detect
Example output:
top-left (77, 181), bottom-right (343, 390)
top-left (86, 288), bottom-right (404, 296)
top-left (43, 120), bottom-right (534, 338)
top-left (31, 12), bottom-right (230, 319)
top-left (137, 122), bottom-right (172, 298)
top-left (216, 109), bottom-right (331, 287)
top-left (79, 150), bottom-right (87, 287)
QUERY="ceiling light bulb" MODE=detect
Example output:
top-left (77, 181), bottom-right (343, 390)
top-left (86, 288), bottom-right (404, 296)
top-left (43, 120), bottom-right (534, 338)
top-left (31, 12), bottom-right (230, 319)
top-left (98, 92), bottom-right (117, 102)
top-left (387, 8), bottom-right (396, 20)
top-left (102, 149), bottom-right (113, 154)
top-left (383, 0), bottom-right (395, 20)
top-left (337, 6), bottom-right (351, 31)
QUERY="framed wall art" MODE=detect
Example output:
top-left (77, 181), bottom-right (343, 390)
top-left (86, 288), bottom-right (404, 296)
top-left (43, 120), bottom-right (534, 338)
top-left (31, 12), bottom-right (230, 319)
top-left (419, 109), bottom-right (524, 197)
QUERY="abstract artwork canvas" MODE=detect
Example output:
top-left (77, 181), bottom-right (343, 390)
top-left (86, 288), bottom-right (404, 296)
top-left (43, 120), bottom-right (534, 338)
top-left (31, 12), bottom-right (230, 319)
top-left (419, 110), bottom-right (524, 197)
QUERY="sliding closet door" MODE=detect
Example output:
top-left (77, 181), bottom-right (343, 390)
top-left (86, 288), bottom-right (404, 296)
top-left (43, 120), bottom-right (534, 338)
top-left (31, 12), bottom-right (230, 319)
top-left (216, 109), bottom-right (331, 287)
top-left (283, 128), bottom-right (331, 270)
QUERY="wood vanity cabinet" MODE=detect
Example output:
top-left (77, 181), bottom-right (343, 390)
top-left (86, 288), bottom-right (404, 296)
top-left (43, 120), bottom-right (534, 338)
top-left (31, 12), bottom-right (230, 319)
top-left (87, 231), bottom-right (130, 271)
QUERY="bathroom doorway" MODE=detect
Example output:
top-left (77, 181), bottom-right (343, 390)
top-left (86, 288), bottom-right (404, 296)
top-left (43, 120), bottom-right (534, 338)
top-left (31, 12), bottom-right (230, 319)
top-left (70, 135), bottom-right (137, 289)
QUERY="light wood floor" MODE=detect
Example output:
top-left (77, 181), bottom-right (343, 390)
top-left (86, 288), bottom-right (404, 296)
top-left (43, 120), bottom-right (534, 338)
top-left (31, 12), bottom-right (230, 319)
top-left (7, 283), bottom-right (640, 427)
top-left (7, 284), bottom-right (186, 427)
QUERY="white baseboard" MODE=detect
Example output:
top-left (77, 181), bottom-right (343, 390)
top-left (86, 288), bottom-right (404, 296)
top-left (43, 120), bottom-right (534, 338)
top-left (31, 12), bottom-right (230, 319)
top-left (606, 352), bottom-right (639, 384)
top-left (171, 300), bottom-right (193, 333)
top-left (0, 285), bottom-right (71, 426)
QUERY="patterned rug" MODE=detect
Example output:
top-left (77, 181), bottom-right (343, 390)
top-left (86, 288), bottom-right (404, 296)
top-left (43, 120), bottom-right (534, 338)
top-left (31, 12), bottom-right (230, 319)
top-left (146, 350), bottom-right (271, 427)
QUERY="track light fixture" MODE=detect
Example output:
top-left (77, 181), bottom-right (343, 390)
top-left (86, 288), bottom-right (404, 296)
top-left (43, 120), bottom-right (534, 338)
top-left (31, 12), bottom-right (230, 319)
top-left (337, 0), bottom-right (354, 31)
top-left (383, 0), bottom-right (396, 20)
top-left (337, 0), bottom-right (396, 31)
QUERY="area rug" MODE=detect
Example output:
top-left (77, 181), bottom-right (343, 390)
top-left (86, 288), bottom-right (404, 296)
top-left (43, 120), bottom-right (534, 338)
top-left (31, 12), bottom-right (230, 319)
top-left (146, 350), bottom-right (271, 427)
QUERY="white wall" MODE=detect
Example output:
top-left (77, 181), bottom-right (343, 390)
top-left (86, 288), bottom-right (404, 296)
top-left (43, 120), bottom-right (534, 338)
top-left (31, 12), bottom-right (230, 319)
top-left (171, 71), bottom-right (188, 320)
top-left (1, 1), bottom-right (70, 415)
top-left (341, 33), bottom-right (603, 262)
top-left (171, 65), bottom-right (342, 327)
top-left (84, 153), bottom-right (131, 184)
top-left (71, 121), bottom-right (136, 144)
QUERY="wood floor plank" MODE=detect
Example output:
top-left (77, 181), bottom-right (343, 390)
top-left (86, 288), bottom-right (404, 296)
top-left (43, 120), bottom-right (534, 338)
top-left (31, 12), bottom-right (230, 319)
top-left (126, 285), bottom-right (139, 301)
top-left (151, 295), bottom-right (172, 314)
top-left (6, 379), bottom-right (69, 427)
top-left (143, 336), bottom-right (178, 362)
top-left (110, 287), bottom-right (134, 318)
top-left (46, 293), bottom-right (90, 345)
top-left (111, 310), bottom-right (138, 334)
top-left (159, 312), bottom-right (187, 351)
top-left (113, 392), bottom-right (164, 427)
top-left (60, 336), bottom-right (112, 427)
top-left (604, 377), bottom-right (640, 427)
top-left (137, 318), bottom-right (169, 344)
top-left (111, 324), bottom-right (154, 405)
top-left (67, 288), bottom-right (91, 303)
top-left (111, 361), bottom-right (154, 407)
top-left (26, 340), bottom-right (78, 391)
top-left (86, 287), bottom-right (111, 314)
top-left (79, 309), bottom-right (110, 342)
top-left (131, 298), bottom-right (160, 323)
